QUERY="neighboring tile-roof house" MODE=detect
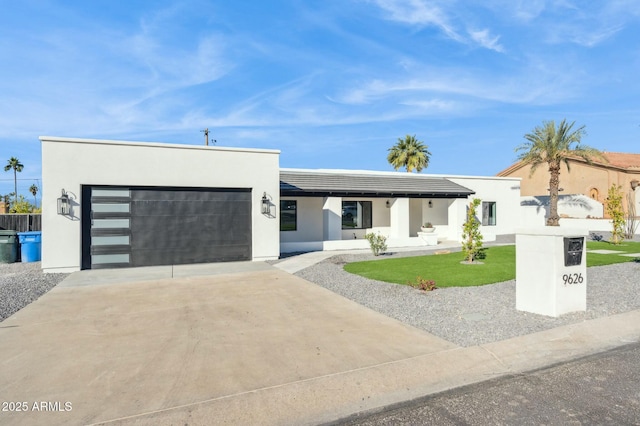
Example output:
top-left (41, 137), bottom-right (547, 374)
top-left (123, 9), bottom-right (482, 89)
top-left (497, 152), bottom-right (640, 176)
top-left (280, 169), bottom-right (475, 198)
top-left (496, 152), bottom-right (640, 218)
top-left (601, 152), bottom-right (640, 169)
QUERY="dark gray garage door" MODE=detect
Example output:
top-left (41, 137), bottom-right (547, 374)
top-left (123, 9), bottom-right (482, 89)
top-left (81, 186), bottom-right (252, 269)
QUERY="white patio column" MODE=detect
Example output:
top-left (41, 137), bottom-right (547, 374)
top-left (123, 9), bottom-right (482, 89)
top-left (446, 198), bottom-right (468, 242)
top-left (389, 198), bottom-right (410, 238)
top-left (323, 196), bottom-right (342, 240)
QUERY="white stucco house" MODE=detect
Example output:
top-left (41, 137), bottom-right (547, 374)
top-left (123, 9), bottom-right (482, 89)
top-left (40, 136), bottom-right (522, 273)
top-left (278, 169), bottom-right (521, 253)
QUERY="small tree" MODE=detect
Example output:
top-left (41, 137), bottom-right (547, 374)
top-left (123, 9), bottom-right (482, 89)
top-left (605, 184), bottom-right (625, 244)
top-left (364, 232), bottom-right (387, 256)
top-left (461, 198), bottom-right (483, 262)
top-left (625, 192), bottom-right (639, 239)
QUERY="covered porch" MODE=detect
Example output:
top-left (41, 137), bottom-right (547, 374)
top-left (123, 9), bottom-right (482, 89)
top-left (279, 169), bottom-right (475, 253)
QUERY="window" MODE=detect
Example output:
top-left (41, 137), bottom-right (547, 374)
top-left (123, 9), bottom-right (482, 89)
top-left (482, 201), bottom-right (496, 226)
top-left (280, 200), bottom-right (297, 231)
top-left (342, 201), bottom-right (372, 229)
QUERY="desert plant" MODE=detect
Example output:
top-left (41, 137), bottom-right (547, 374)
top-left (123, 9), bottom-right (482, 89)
top-left (461, 198), bottom-right (483, 262)
top-left (408, 276), bottom-right (437, 291)
top-left (624, 192), bottom-right (639, 239)
top-left (515, 119), bottom-right (605, 226)
top-left (364, 232), bottom-right (387, 256)
top-left (423, 222), bottom-right (433, 228)
top-left (606, 184), bottom-right (625, 244)
top-left (387, 134), bottom-right (432, 173)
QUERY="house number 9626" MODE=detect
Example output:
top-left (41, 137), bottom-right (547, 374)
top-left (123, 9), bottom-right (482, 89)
top-left (562, 273), bottom-right (583, 285)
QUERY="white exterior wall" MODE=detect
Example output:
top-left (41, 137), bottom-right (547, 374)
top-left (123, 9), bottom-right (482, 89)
top-left (280, 197), bottom-right (323, 243)
top-left (446, 199), bottom-right (468, 242)
top-left (278, 173), bottom-right (522, 253)
top-left (323, 197), bottom-right (342, 240)
top-left (422, 199), bottom-right (448, 229)
top-left (409, 199), bottom-right (423, 235)
top-left (449, 176), bottom-right (522, 239)
top-left (41, 137), bottom-right (280, 272)
top-left (521, 194), bottom-right (604, 219)
top-left (389, 198), bottom-right (410, 238)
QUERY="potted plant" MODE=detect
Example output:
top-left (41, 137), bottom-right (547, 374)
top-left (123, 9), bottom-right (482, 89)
top-left (421, 222), bottom-right (435, 233)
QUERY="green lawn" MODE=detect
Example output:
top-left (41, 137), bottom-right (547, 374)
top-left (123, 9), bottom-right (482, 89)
top-left (581, 240), bottom-right (640, 267)
top-left (343, 241), bottom-right (640, 288)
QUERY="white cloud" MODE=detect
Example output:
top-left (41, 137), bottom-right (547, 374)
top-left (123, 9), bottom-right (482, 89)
top-left (482, 0), bottom-right (548, 22)
top-left (332, 58), bottom-right (582, 109)
top-left (368, 0), bottom-right (464, 42)
top-left (367, 0), bottom-right (508, 51)
top-left (468, 28), bottom-right (504, 52)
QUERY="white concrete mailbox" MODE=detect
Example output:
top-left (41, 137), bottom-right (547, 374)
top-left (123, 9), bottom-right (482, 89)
top-left (516, 228), bottom-right (587, 317)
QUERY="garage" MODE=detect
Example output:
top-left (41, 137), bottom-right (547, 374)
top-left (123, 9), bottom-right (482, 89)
top-left (81, 186), bottom-right (252, 269)
top-left (41, 137), bottom-right (280, 273)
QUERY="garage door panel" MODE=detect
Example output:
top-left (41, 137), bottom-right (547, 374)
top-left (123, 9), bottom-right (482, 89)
top-left (84, 186), bottom-right (252, 269)
top-left (132, 244), bottom-right (249, 265)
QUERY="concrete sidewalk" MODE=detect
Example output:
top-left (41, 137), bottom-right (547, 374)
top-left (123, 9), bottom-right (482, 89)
top-left (0, 261), bottom-right (638, 425)
top-left (273, 240), bottom-right (463, 274)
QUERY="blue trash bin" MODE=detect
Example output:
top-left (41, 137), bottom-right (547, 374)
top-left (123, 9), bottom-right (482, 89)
top-left (17, 231), bottom-right (42, 263)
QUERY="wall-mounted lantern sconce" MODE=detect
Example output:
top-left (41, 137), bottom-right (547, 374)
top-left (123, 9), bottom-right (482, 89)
top-left (385, 200), bottom-right (390, 208)
top-left (428, 200), bottom-right (433, 208)
top-left (261, 192), bottom-right (271, 215)
top-left (57, 189), bottom-right (71, 215)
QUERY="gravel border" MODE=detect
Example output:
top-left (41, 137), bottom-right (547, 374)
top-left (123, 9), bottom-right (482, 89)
top-left (296, 235), bottom-right (640, 347)
top-left (2, 233), bottom-right (638, 345)
top-left (0, 262), bottom-right (69, 322)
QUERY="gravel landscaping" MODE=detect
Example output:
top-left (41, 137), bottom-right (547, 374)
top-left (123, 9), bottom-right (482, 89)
top-left (296, 234), bottom-right (640, 347)
top-left (2, 233), bottom-right (639, 348)
top-left (0, 262), bottom-right (68, 322)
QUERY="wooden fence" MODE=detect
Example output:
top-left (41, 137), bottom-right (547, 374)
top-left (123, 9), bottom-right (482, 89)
top-left (0, 214), bottom-right (42, 232)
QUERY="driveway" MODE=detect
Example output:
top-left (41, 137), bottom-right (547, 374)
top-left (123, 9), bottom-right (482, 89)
top-left (0, 263), bottom-right (457, 425)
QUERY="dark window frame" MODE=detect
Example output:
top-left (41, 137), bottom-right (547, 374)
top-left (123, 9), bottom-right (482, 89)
top-left (280, 200), bottom-right (297, 231)
top-left (482, 201), bottom-right (497, 226)
top-left (341, 201), bottom-right (372, 229)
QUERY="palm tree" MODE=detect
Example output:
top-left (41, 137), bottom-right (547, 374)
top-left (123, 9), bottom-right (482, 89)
top-left (4, 157), bottom-right (24, 205)
top-left (516, 119), bottom-right (605, 226)
top-left (387, 135), bottom-right (432, 173)
top-left (29, 184), bottom-right (39, 209)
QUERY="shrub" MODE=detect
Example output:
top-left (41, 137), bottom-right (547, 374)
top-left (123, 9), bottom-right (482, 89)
top-left (461, 198), bottom-right (483, 262)
top-left (408, 276), bottom-right (437, 291)
top-left (9, 195), bottom-right (39, 213)
top-left (364, 232), bottom-right (387, 256)
top-left (605, 184), bottom-right (625, 244)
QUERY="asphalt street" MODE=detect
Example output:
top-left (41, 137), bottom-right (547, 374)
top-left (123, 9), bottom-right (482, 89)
top-left (336, 342), bottom-right (640, 426)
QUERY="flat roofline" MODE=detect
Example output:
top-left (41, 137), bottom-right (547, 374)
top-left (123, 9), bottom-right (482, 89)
top-left (280, 167), bottom-right (521, 181)
top-left (39, 136), bottom-right (281, 155)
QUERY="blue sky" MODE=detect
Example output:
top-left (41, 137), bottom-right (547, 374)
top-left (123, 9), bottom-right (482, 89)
top-left (1, 0), bottom-right (639, 200)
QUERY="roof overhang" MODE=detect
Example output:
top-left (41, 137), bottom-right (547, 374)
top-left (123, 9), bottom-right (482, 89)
top-left (280, 170), bottom-right (474, 198)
